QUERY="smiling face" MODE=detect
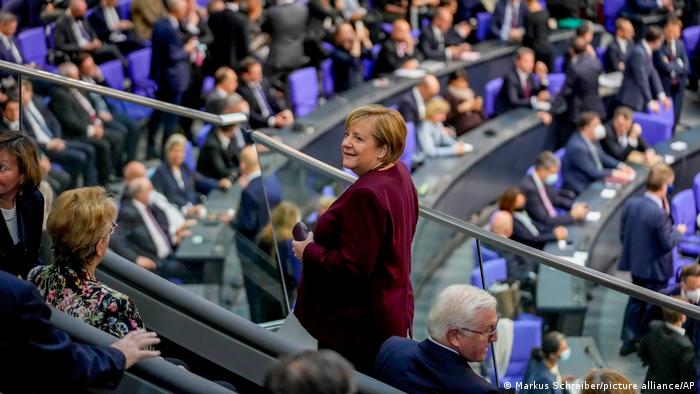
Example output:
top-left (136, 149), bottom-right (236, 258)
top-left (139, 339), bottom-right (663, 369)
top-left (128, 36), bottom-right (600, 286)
top-left (0, 149), bottom-right (22, 201)
top-left (167, 143), bottom-right (185, 168)
top-left (342, 118), bottom-right (386, 176)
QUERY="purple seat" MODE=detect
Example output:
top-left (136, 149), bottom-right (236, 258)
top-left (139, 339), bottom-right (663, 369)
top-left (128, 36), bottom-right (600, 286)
top-left (476, 12), bottom-right (491, 42)
top-left (484, 78), bottom-right (503, 118)
top-left (320, 58), bottom-right (334, 98)
top-left (471, 258), bottom-right (508, 289)
top-left (633, 111), bottom-right (673, 146)
top-left (671, 189), bottom-right (700, 257)
top-left (201, 76), bottom-right (214, 96)
top-left (399, 121), bottom-right (416, 171)
top-left (683, 26), bottom-right (700, 73)
top-left (692, 172), bottom-right (700, 213)
top-left (17, 27), bottom-right (47, 67)
top-left (117, 0), bottom-right (132, 20)
top-left (380, 23), bottom-right (420, 38)
top-left (552, 147), bottom-right (565, 189)
top-left (99, 59), bottom-right (125, 90)
top-left (604, 0), bottom-right (626, 33)
top-left (320, 41), bottom-right (334, 54)
top-left (184, 140), bottom-right (195, 170)
top-left (670, 248), bottom-right (696, 285)
top-left (127, 48), bottom-right (157, 98)
top-left (473, 240), bottom-right (500, 262)
top-left (288, 66), bottom-right (319, 117)
top-left (546, 73), bottom-right (566, 95)
top-left (45, 23), bottom-right (55, 50)
top-left (196, 123), bottom-right (213, 148)
top-left (596, 46), bottom-right (606, 64)
top-left (502, 320), bottom-right (543, 385)
top-left (553, 55), bottom-right (564, 73)
top-left (362, 43), bottom-right (382, 80)
top-left (647, 98), bottom-right (675, 128)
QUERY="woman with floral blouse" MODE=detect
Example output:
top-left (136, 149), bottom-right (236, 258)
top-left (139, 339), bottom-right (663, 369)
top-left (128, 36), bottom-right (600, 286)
top-left (29, 187), bottom-right (144, 338)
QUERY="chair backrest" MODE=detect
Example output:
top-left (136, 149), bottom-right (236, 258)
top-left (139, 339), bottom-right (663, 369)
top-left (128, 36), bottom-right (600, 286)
top-left (117, 0), bottom-right (132, 20)
top-left (470, 258), bottom-right (508, 289)
top-left (45, 22), bottom-right (56, 50)
top-left (399, 122), bottom-right (416, 171)
top-left (288, 66), bottom-right (319, 117)
top-left (320, 41), bottom-right (334, 54)
top-left (476, 12), bottom-right (492, 42)
top-left (484, 78), bottom-right (503, 118)
top-left (127, 48), bottom-right (156, 97)
top-left (553, 55), bottom-right (565, 73)
top-left (17, 27), bottom-right (47, 66)
top-left (184, 140), bottom-right (195, 171)
top-left (99, 59), bottom-right (125, 90)
top-left (693, 173), bottom-right (700, 213)
top-left (596, 46), bottom-right (606, 65)
top-left (648, 99), bottom-right (675, 128)
top-left (201, 76), bottom-right (215, 96)
top-left (683, 26), bottom-right (700, 68)
top-left (320, 58), bottom-right (334, 98)
top-left (603, 0), bottom-right (626, 33)
top-left (504, 320), bottom-right (543, 381)
top-left (671, 189), bottom-right (697, 233)
top-left (196, 123), bottom-right (213, 149)
top-left (473, 240), bottom-right (500, 263)
top-left (552, 147), bottom-right (565, 189)
top-left (546, 73), bottom-right (566, 96)
top-left (633, 111), bottom-right (673, 146)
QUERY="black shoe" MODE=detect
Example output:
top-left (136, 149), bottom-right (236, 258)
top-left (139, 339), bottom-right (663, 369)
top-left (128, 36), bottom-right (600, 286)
top-left (619, 342), bottom-right (637, 356)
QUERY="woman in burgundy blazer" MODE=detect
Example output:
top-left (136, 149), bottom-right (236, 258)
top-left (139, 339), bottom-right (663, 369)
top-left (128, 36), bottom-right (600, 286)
top-left (292, 105), bottom-right (419, 373)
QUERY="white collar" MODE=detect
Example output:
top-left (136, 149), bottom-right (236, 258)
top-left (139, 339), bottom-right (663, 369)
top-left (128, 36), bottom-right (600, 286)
top-left (247, 169), bottom-right (262, 182)
top-left (642, 40), bottom-right (652, 56)
top-left (168, 15), bottom-right (180, 29)
top-left (644, 191), bottom-right (663, 211)
top-left (666, 322), bottom-right (686, 336)
top-left (225, 2), bottom-right (240, 11)
top-left (428, 337), bottom-right (460, 355)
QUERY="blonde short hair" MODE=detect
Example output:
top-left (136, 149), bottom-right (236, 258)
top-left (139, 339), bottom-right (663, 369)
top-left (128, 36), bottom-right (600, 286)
top-left (48, 187), bottom-right (117, 272)
top-left (344, 105), bottom-right (406, 166)
top-left (582, 369), bottom-right (638, 394)
top-left (424, 97), bottom-right (450, 120)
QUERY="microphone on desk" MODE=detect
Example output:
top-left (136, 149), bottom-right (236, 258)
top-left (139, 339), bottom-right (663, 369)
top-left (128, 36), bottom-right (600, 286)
top-left (584, 345), bottom-right (605, 369)
top-left (293, 222), bottom-right (310, 241)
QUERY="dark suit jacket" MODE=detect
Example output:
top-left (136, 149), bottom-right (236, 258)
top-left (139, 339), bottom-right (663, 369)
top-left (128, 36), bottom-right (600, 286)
top-left (196, 129), bottom-right (242, 180)
top-left (372, 39), bottom-right (424, 77)
top-left (262, 2), bottom-right (308, 70)
top-left (374, 337), bottom-right (499, 394)
top-left (495, 67), bottom-right (545, 114)
top-left (616, 43), bottom-right (665, 111)
top-left (54, 14), bottom-right (97, 58)
top-left (0, 271), bottom-right (125, 392)
top-left (604, 38), bottom-right (631, 72)
top-left (87, 5), bottom-right (116, 43)
top-left (151, 162), bottom-right (218, 208)
top-left (1, 0), bottom-right (44, 30)
top-left (0, 34), bottom-right (23, 65)
top-left (600, 123), bottom-right (649, 161)
top-left (149, 18), bottom-right (191, 94)
top-left (418, 25), bottom-right (465, 61)
top-left (653, 39), bottom-right (691, 95)
top-left (234, 174), bottom-right (282, 241)
top-left (396, 89), bottom-right (420, 126)
top-left (488, 0), bottom-right (528, 40)
top-left (512, 213), bottom-right (557, 250)
top-left (110, 200), bottom-right (172, 264)
top-left (561, 132), bottom-right (620, 195)
top-left (638, 320), bottom-right (696, 393)
top-left (554, 53), bottom-right (605, 123)
top-left (206, 7), bottom-right (249, 73)
top-left (0, 190), bottom-right (43, 278)
top-left (49, 87), bottom-right (94, 139)
top-left (21, 97), bottom-right (64, 149)
top-left (521, 359), bottom-right (565, 394)
top-left (237, 80), bottom-right (284, 129)
top-left (330, 45), bottom-right (369, 93)
top-left (520, 174), bottom-right (575, 229)
top-left (618, 195), bottom-right (679, 281)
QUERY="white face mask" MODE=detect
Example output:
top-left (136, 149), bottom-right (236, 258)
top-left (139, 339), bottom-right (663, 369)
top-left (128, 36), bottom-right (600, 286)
top-left (559, 347), bottom-right (571, 362)
top-left (6, 120), bottom-right (19, 131)
top-left (147, 192), bottom-right (157, 205)
top-left (685, 288), bottom-right (700, 304)
top-left (593, 124), bottom-right (606, 140)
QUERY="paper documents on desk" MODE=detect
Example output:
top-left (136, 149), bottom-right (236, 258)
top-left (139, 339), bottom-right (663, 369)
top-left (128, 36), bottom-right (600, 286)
top-left (458, 51), bottom-right (482, 62)
top-left (277, 314), bottom-right (318, 350)
top-left (561, 251), bottom-right (588, 266)
top-left (394, 68), bottom-right (426, 79)
top-left (585, 211), bottom-right (601, 222)
top-left (664, 154), bottom-right (675, 164)
top-left (420, 60), bottom-right (445, 73)
top-left (670, 141), bottom-right (688, 152)
top-left (600, 188), bottom-right (617, 199)
top-left (463, 142), bottom-right (474, 152)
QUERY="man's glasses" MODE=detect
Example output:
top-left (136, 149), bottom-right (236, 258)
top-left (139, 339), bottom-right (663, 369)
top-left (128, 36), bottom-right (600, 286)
top-left (458, 323), bottom-right (498, 339)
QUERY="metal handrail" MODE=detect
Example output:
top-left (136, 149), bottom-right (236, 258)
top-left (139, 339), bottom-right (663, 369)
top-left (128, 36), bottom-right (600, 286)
top-left (251, 130), bottom-right (700, 321)
top-left (0, 60), bottom-right (245, 126)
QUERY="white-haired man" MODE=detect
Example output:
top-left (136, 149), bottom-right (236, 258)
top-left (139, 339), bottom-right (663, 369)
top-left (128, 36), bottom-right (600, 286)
top-left (374, 284), bottom-right (499, 394)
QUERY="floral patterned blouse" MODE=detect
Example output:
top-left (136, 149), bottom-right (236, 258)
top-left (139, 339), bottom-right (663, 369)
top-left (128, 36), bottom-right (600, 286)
top-left (28, 263), bottom-right (145, 338)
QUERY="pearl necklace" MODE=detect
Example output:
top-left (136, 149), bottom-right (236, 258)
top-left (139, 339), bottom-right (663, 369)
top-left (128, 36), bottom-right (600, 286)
top-left (1, 199), bottom-right (16, 221)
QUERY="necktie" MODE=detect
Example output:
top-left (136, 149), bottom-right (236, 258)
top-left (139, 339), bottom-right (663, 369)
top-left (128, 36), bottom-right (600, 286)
top-left (590, 144), bottom-right (603, 170)
top-left (77, 20), bottom-right (91, 41)
top-left (71, 89), bottom-right (97, 122)
top-left (534, 175), bottom-right (557, 217)
top-left (510, 2), bottom-right (519, 28)
top-left (253, 84), bottom-right (272, 118)
top-left (5, 37), bottom-right (22, 64)
top-left (523, 76), bottom-right (531, 98)
top-left (146, 205), bottom-right (172, 258)
top-left (26, 106), bottom-right (53, 141)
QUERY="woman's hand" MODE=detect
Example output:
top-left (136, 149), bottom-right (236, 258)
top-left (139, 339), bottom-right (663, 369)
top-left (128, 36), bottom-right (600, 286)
top-left (292, 232), bottom-right (314, 261)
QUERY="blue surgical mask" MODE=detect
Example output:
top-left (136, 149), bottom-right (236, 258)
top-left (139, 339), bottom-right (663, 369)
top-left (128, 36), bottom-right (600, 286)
top-left (667, 184), bottom-right (675, 195)
top-left (544, 173), bottom-right (559, 186)
top-left (559, 347), bottom-right (571, 361)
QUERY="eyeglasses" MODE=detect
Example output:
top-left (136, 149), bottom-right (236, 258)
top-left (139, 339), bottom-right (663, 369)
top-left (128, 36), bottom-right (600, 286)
top-left (458, 323), bottom-right (498, 339)
top-left (109, 222), bottom-right (118, 235)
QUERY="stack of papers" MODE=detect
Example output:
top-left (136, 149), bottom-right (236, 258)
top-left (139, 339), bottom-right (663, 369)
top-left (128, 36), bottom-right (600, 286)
top-left (600, 189), bottom-right (617, 199)
top-left (394, 68), bottom-right (426, 79)
top-left (670, 141), bottom-right (688, 152)
top-left (561, 251), bottom-right (589, 267)
top-left (586, 211), bottom-right (601, 222)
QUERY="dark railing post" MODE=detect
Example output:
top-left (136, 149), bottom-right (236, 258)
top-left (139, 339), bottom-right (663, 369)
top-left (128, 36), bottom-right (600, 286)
top-left (475, 238), bottom-right (501, 389)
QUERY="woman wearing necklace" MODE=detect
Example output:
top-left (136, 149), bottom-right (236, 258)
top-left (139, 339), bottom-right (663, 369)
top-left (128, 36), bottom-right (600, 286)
top-left (292, 105), bottom-right (419, 373)
top-left (0, 132), bottom-right (44, 278)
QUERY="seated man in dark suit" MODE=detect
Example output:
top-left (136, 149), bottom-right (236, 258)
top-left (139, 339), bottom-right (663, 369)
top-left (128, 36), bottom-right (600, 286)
top-left (488, 0), bottom-right (527, 42)
top-left (110, 177), bottom-right (195, 279)
top-left (601, 106), bottom-right (656, 163)
top-left (495, 47), bottom-right (551, 116)
top-left (87, 0), bottom-right (145, 55)
top-left (53, 0), bottom-right (124, 64)
top-left (604, 18), bottom-right (634, 73)
top-left (419, 7), bottom-right (471, 61)
top-left (0, 270), bottom-right (160, 392)
top-left (654, 17), bottom-right (691, 128)
top-left (490, 210), bottom-right (539, 289)
top-left (236, 56), bottom-right (294, 130)
top-left (521, 151), bottom-right (588, 230)
top-left (561, 112), bottom-right (635, 196)
top-left (372, 19), bottom-right (424, 77)
top-left (204, 66), bottom-right (238, 114)
top-left (0, 12), bottom-right (30, 69)
top-left (375, 284), bottom-right (499, 394)
top-left (330, 22), bottom-right (373, 94)
top-left (396, 73), bottom-right (440, 126)
top-left (499, 186), bottom-right (568, 250)
top-left (618, 163), bottom-right (685, 355)
top-left (616, 26), bottom-right (672, 113)
top-left (638, 297), bottom-right (696, 392)
top-left (198, 93), bottom-right (251, 179)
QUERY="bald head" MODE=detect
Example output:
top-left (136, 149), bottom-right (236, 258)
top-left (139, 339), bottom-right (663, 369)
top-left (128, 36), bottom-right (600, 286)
top-left (69, 0), bottom-right (87, 17)
top-left (491, 210), bottom-right (513, 238)
top-left (239, 145), bottom-right (260, 175)
top-left (418, 74), bottom-right (440, 100)
top-left (124, 161), bottom-right (147, 183)
top-left (433, 7), bottom-right (453, 32)
top-left (391, 19), bottom-right (411, 43)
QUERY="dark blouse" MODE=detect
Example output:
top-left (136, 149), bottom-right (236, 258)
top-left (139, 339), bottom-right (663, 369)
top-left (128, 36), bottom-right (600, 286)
top-left (524, 9), bottom-right (553, 69)
top-left (0, 190), bottom-right (44, 277)
top-left (294, 162), bottom-right (419, 373)
top-left (28, 264), bottom-right (145, 338)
